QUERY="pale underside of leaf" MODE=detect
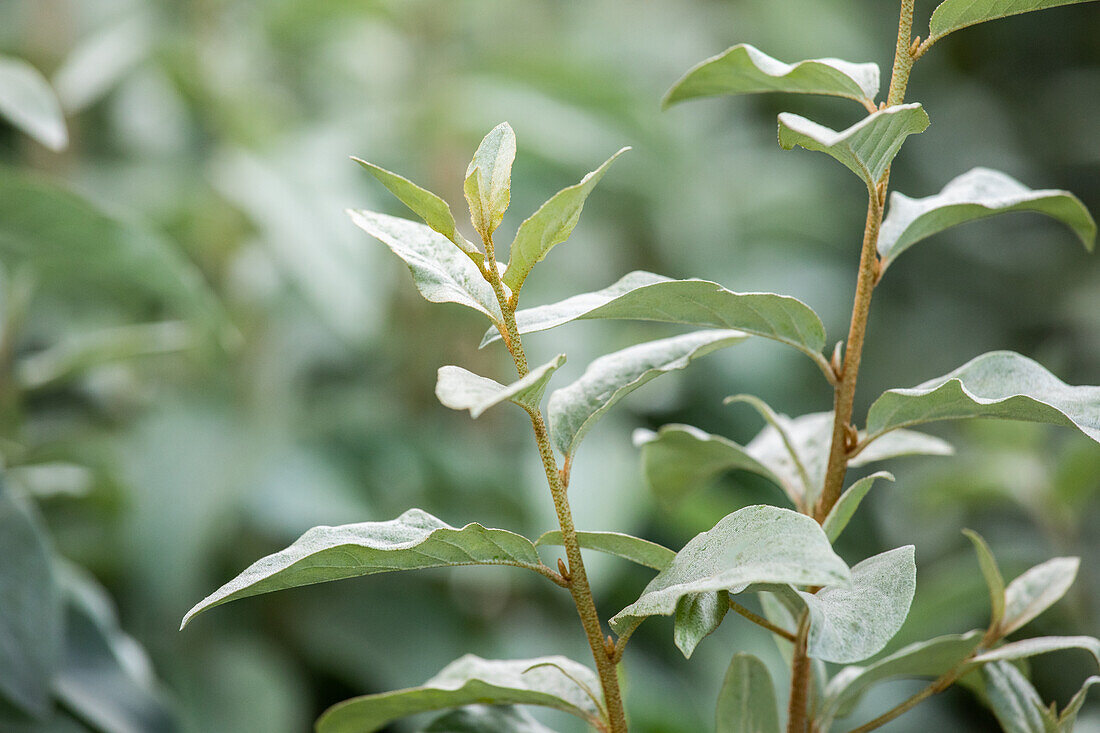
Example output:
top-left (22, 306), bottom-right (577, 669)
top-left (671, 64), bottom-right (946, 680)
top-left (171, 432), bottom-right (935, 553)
top-left (482, 270), bottom-right (829, 374)
top-left (548, 330), bottom-right (747, 458)
top-left (928, 0), bottom-right (1097, 44)
top-left (866, 351), bottom-right (1100, 444)
top-left (502, 147), bottom-right (629, 292)
top-left (798, 546), bottom-right (917, 664)
top-left (0, 55), bottom-right (68, 151)
top-left (422, 704), bottom-right (557, 732)
top-left (971, 636), bottom-right (1100, 668)
top-left (315, 655), bottom-right (605, 733)
top-left (663, 42), bottom-right (878, 108)
top-left (778, 104), bottom-right (929, 189)
top-left (715, 653), bottom-right (781, 733)
top-left (1000, 556), bottom-right (1079, 636)
top-left (610, 505), bottom-right (849, 634)
top-left (464, 122), bottom-right (516, 239)
top-left (435, 354), bottom-right (565, 418)
top-left (347, 210), bottom-right (501, 321)
top-left (535, 529), bottom-right (675, 571)
top-left (981, 661), bottom-right (1054, 733)
top-left (181, 508), bottom-right (545, 628)
top-left (877, 167), bottom-right (1095, 270)
top-left (822, 472), bottom-right (895, 543)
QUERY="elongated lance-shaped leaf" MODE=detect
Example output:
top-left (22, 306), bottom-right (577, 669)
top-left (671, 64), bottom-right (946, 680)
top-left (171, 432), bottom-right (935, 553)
top-left (778, 104), bottom-right (929, 189)
top-left (0, 56), bottom-right (67, 150)
top-left (635, 415), bottom-right (948, 510)
top-left (352, 159), bottom-right (483, 264)
top-left (962, 529), bottom-right (1006, 632)
top-left (464, 122), bottom-right (516, 240)
top-left (423, 705), bottom-right (556, 732)
top-left (797, 546), bottom-right (916, 664)
top-left (347, 210), bottom-right (502, 321)
top-left (1060, 676), bottom-right (1100, 731)
top-left (609, 505), bottom-right (849, 634)
top-left (502, 147), bottom-right (629, 292)
top-left (981, 661), bottom-right (1056, 733)
top-left (535, 530), bottom-right (674, 571)
top-left (481, 270), bottom-right (830, 374)
top-left (972, 636), bottom-right (1100, 667)
top-left (928, 0), bottom-right (1097, 45)
top-left (663, 43), bottom-right (878, 109)
top-left (316, 655), bottom-right (604, 733)
top-left (822, 472), bottom-right (894, 543)
top-left (715, 653), bottom-right (781, 733)
top-left (548, 330), bottom-right (747, 458)
top-left (435, 354), bottom-right (565, 418)
top-left (181, 509), bottom-right (548, 628)
top-left (866, 351), bottom-right (1100, 444)
top-left (877, 167), bottom-right (1095, 271)
top-left (674, 590), bottom-right (728, 659)
top-left (1001, 557), bottom-right (1079, 636)
top-left (819, 630), bottom-right (984, 726)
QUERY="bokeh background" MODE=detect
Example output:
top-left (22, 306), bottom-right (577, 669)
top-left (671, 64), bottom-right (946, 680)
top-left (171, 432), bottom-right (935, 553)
top-left (2, 0), bottom-right (1099, 731)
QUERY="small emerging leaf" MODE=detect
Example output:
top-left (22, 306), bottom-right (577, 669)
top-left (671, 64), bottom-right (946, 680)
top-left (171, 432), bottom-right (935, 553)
top-left (464, 122), bottom-right (517, 240)
top-left (316, 655), bottom-right (604, 733)
top-left (348, 210), bottom-right (501, 321)
top-left (778, 104), bottom-right (929, 189)
top-left (435, 354), bottom-right (565, 418)
top-left (963, 529), bottom-right (1006, 632)
top-left (352, 158), bottom-right (482, 264)
top-left (821, 472), bottom-right (895, 543)
top-left (1001, 557), bottom-right (1080, 636)
top-left (0, 56), bottom-right (67, 150)
top-left (181, 509), bottom-right (547, 628)
top-left (866, 351), bottom-right (1100, 444)
top-left (928, 0), bottom-right (1097, 45)
top-left (548, 330), bottom-right (747, 458)
top-left (798, 546), bottom-right (917, 664)
top-left (877, 168), bottom-right (1095, 270)
top-left (981, 661), bottom-right (1057, 733)
top-left (1060, 676), bottom-right (1100, 731)
top-left (535, 530), bottom-right (674, 571)
top-left (663, 43), bottom-right (878, 108)
top-left (715, 653), bottom-right (781, 733)
top-left (610, 505), bottom-right (849, 634)
top-left (502, 148), bottom-right (629, 292)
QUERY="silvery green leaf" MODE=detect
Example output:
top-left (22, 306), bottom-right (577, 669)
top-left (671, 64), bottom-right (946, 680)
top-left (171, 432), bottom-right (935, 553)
top-left (963, 529), bottom-right (1006, 631)
top-left (535, 530), bottom-right (674, 571)
top-left (1059, 676), bottom-right (1100, 730)
top-left (972, 636), bottom-right (1100, 667)
top-left (352, 158), bottom-right (483, 264)
top-left (715, 653), bottom-right (781, 733)
top-left (865, 351), bottom-right (1100, 444)
top-left (435, 354), bottom-right (565, 418)
top-left (673, 591), bottom-right (728, 659)
top-left (981, 661), bottom-right (1056, 733)
top-left (181, 509), bottom-right (547, 628)
top-left (316, 655), bottom-right (604, 733)
top-left (0, 487), bottom-right (63, 718)
top-left (464, 122), bottom-right (516, 240)
top-left (421, 705), bottom-right (556, 733)
top-left (928, 0), bottom-right (1097, 45)
top-left (548, 330), bottom-right (747, 458)
top-left (819, 631), bottom-right (983, 726)
top-left (664, 43), bottom-right (878, 108)
top-left (1001, 557), bottom-right (1080, 636)
top-left (821, 472), bottom-right (895, 543)
top-left (798, 546), bottom-right (916, 664)
top-left (347, 210), bottom-right (502, 321)
top-left (778, 104), bottom-right (929, 189)
top-left (877, 168), bottom-right (1095, 270)
top-left (609, 505), bottom-right (849, 634)
top-left (502, 147), bottom-right (629, 292)
top-left (0, 56), bottom-right (67, 150)
top-left (481, 271), bottom-right (829, 373)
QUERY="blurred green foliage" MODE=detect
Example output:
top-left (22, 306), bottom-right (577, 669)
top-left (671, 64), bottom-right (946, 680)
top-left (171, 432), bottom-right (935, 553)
top-left (0, 0), bottom-right (1097, 730)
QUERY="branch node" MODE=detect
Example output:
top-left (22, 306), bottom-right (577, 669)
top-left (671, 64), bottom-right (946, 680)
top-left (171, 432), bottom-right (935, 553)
top-left (557, 558), bottom-right (572, 582)
top-left (830, 341), bottom-right (844, 379)
top-left (603, 635), bottom-right (616, 660)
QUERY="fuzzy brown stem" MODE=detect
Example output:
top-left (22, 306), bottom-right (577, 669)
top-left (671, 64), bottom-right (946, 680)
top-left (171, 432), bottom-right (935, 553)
top-left (728, 598), bottom-right (797, 643)
top-left (787, 613), bottom-right (812, 733)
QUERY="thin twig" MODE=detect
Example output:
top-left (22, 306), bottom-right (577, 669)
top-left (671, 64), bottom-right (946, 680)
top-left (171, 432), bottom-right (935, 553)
top-left (728, 598), bottom-right (797, 643)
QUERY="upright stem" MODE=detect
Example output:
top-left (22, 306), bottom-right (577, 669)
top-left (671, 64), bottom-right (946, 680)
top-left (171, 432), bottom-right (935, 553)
top-left (481, 236), bottom-right (627, 733)
top-left (787, 613), bottom-right (812, 733)
top-left (887, 0), bottom-right (915, 106)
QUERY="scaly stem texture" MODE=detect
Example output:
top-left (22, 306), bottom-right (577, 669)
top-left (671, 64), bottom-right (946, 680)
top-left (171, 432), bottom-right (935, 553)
top-left (787, 613), bottom-right (812, 733)
top-left (481, 235), bottom-right (628, 733)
